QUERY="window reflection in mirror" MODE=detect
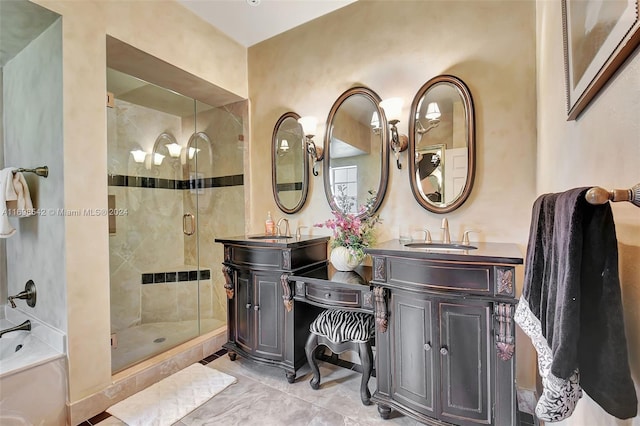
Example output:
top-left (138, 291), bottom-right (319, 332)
top-left (409, 75), bottom-right (475, 213)
top-left (272, 112), bottom-right (308, 214)
top-left (324, 87), bottom-right (389, 218)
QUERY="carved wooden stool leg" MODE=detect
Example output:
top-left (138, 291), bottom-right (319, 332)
top-left (358, 341), bottom-right (373, 405)
top-left (305, 333), bottom-right (320, 390)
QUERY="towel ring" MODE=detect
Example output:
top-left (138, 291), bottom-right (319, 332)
top-left (585, 183), bottom-right (640, 208)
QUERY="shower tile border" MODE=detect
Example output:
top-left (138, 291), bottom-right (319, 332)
top-left (141, 269), bottom-right (210, 284)
top-left (107, 174), bottom-right (244, 190)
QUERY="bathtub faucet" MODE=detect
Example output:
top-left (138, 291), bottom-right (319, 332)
top-left (0, 320), bottom-right (31, 338)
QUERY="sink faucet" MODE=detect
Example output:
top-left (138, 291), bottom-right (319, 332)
top-left (441, 218), bottom-right (450, 244)
top-left (276, 218), bottom-right (291, 237)
top-left (296, 225), bottom-right (308, 239)
top-left (421, 228), bottom-right (432, 243)
top-left (0, 320), bottom-right (31, 338)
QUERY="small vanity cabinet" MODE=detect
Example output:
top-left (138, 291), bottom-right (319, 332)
top-left (365, 241), bottom-right (523, 426)
top-left (215, 235), bottom-right (329, 383)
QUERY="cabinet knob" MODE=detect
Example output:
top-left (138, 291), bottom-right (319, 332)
top-left (424, 342), bottom-right (432, 351)
top-left (440, 347), bottom-right (449, 355)
top-left (325, 293), bottom-right (331, 298)
top-left (253, 305), bottom-right (260, 311)
top-left (245, 303), bottom-right (252, 309)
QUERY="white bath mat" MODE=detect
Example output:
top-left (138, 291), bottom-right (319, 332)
top-left (107, 363), bottom-right (236, 426)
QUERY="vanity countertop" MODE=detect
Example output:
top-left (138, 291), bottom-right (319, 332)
top-left (366, 239), bottom-right (523, 264)
top-left (214, 234), bottom-right (330, 248)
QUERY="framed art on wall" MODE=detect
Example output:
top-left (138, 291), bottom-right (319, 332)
top-left (562, 0), bottom-right (640, 120)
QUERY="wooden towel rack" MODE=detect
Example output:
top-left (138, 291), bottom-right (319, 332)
top-left (586, 183), bottom-right (640, 208)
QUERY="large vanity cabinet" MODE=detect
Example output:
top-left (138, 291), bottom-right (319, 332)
top-left (215, 235), bottom-right (329, 383)
top-left (366, 241), bottom-right (523, 426)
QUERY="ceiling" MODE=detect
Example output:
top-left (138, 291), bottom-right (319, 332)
top-left (177, 0), bottom-right (357, 47)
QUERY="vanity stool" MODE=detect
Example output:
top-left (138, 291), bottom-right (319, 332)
top-left (305, 309), bottom-right (375, 405)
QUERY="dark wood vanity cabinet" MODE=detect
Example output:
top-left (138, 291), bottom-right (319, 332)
top-left (234, 269), bottom-right (285, 361)
top-left (215, 236), bottom-right (329, 382)
top-left (367, 241), bottom-right (523, 426)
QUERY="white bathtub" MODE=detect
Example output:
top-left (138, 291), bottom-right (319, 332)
top-left (0, 315), bottom-right (67, 425)
top-left (0, 319), bottom-right (62, 378)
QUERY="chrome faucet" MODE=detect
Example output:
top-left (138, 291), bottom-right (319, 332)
top-left (441, 218), bottom-right (450, 244)
top-left (276, 218), bottom-right (291, 237)
top-left (0, 320), bottom-right (31, 338)
top-left (422, 228), bottom-right (432, 243)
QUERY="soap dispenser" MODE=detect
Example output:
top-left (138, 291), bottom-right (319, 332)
top-left (265, 211), bottom-right (275, 235)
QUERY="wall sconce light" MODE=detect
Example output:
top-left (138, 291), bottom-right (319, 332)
top-left (165, 142), bottom-right (182, 158)
top-left (417, 102), bottom-right (441, 135)
top-left (277, 139), bottom-right (290, 157)
top-left (152, 153), bottom-right (165, 166)
top-left (380, 97), bottom-right (408, 169)
top-left (370, 111), bottom-right (381, 135)
top-left (188, 147), bottom-right (201, 160)
top-left (130, 150), bottom-right (147, 163)
top-left (298, 116), bottom-right (324, 176)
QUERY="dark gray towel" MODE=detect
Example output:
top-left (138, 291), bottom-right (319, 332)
top-left (522, 187), bottom-right (637, 419)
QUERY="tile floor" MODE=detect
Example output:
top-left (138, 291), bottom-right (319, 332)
top-left (83, 350), bottom-right (536, 426)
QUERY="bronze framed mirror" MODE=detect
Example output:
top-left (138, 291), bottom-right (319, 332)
top-left (408, 75), bottom-right (475, 213)
top-left (323, 86), bottom-right (389, 218)
top-left (272, 111), bottom-right (308, 214)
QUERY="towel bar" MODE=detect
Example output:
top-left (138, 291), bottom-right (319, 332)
top-left (586, 183), bottom-right (640, 208)
top-left (13, 166), bottom-right (48, 178)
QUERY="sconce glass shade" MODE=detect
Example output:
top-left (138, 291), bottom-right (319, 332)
top-left (298, 116), bottom-right (318, 137)
top-left (370, 112), bottom-right (380, 129)
top-left (153, 153), bottom-right (165, 165)
top-left (130, 150), bottom-right (147, 163)
top-left (425, 102), bottom-right (441, 120)
top-left (188, 147), bottom-right (201, 159)
top-left (165, 142), bottom-right (182, 157)
top-left (280, 139), bottom-right (290, 152)
top-left (380, 97), bottom-right (403, 122)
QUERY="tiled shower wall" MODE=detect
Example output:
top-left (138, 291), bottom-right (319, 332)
top-left (107, 97), bottom-right (245, 334)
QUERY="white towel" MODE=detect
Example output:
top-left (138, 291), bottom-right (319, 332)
top-left (1, 167), bottom-right (34, 238)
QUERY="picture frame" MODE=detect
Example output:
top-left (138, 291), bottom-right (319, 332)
top-left (562, 0), bottom-right (640, 120)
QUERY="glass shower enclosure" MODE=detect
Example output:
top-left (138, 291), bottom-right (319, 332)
top-left (106, 68), bottom-right (245, 373)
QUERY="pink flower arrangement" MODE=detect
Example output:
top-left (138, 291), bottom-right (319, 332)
top-left (315, 192), bottom-right (381, 260)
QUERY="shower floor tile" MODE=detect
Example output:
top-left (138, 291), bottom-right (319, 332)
top-left (111, 319), bottom-right (225, 373)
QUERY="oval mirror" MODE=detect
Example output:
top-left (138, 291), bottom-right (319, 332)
top-left (408, 75), bottom-right (475, 213)
top-left (272, 111), bottom-right (308, 214)
top-left (323, 87), bottom-right (389, 218)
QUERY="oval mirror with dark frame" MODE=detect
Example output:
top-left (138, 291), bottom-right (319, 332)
top-left (323, 86), bottom-right (389, 218)
top-left (408, 75), bottom-right (475, 213)
top-left (272, 111), bottom-right (308, 214)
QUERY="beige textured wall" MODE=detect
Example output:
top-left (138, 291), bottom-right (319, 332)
top-left (248, 0), bottom-right (537, 244)
top-left (32, 0), bottom-right (247, 405)
top-left (536, 1), bottom-right (640, 424)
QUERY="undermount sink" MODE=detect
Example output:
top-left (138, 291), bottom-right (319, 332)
top-left (248, 235), bottom-right (293, 240)
top-left (404, 242), bottom-right (477, 250)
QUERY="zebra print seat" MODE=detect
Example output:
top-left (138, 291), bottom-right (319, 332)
top-left (305, 309), bottom-right (375, 405)
top-left (309, 309), bottom-right (375, 343)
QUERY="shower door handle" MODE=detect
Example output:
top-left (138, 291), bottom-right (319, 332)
top-left (183, 213), bottom-right (195, 236)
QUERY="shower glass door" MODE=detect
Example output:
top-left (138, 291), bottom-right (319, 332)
top-left (106, 68), bottom-right (245, 373)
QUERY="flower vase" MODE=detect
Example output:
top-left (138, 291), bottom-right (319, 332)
top-left (330, 246), bottom-right (363, 271)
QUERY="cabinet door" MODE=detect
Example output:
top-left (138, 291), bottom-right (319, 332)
top-left (439, 300), bottom-right (491, 424)
top-left (235, 269), bottom-right (253, 354)
top-left (390, 291), bottom-right (436, 417)
top-left (253, 271), bottom-right (284, 360)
